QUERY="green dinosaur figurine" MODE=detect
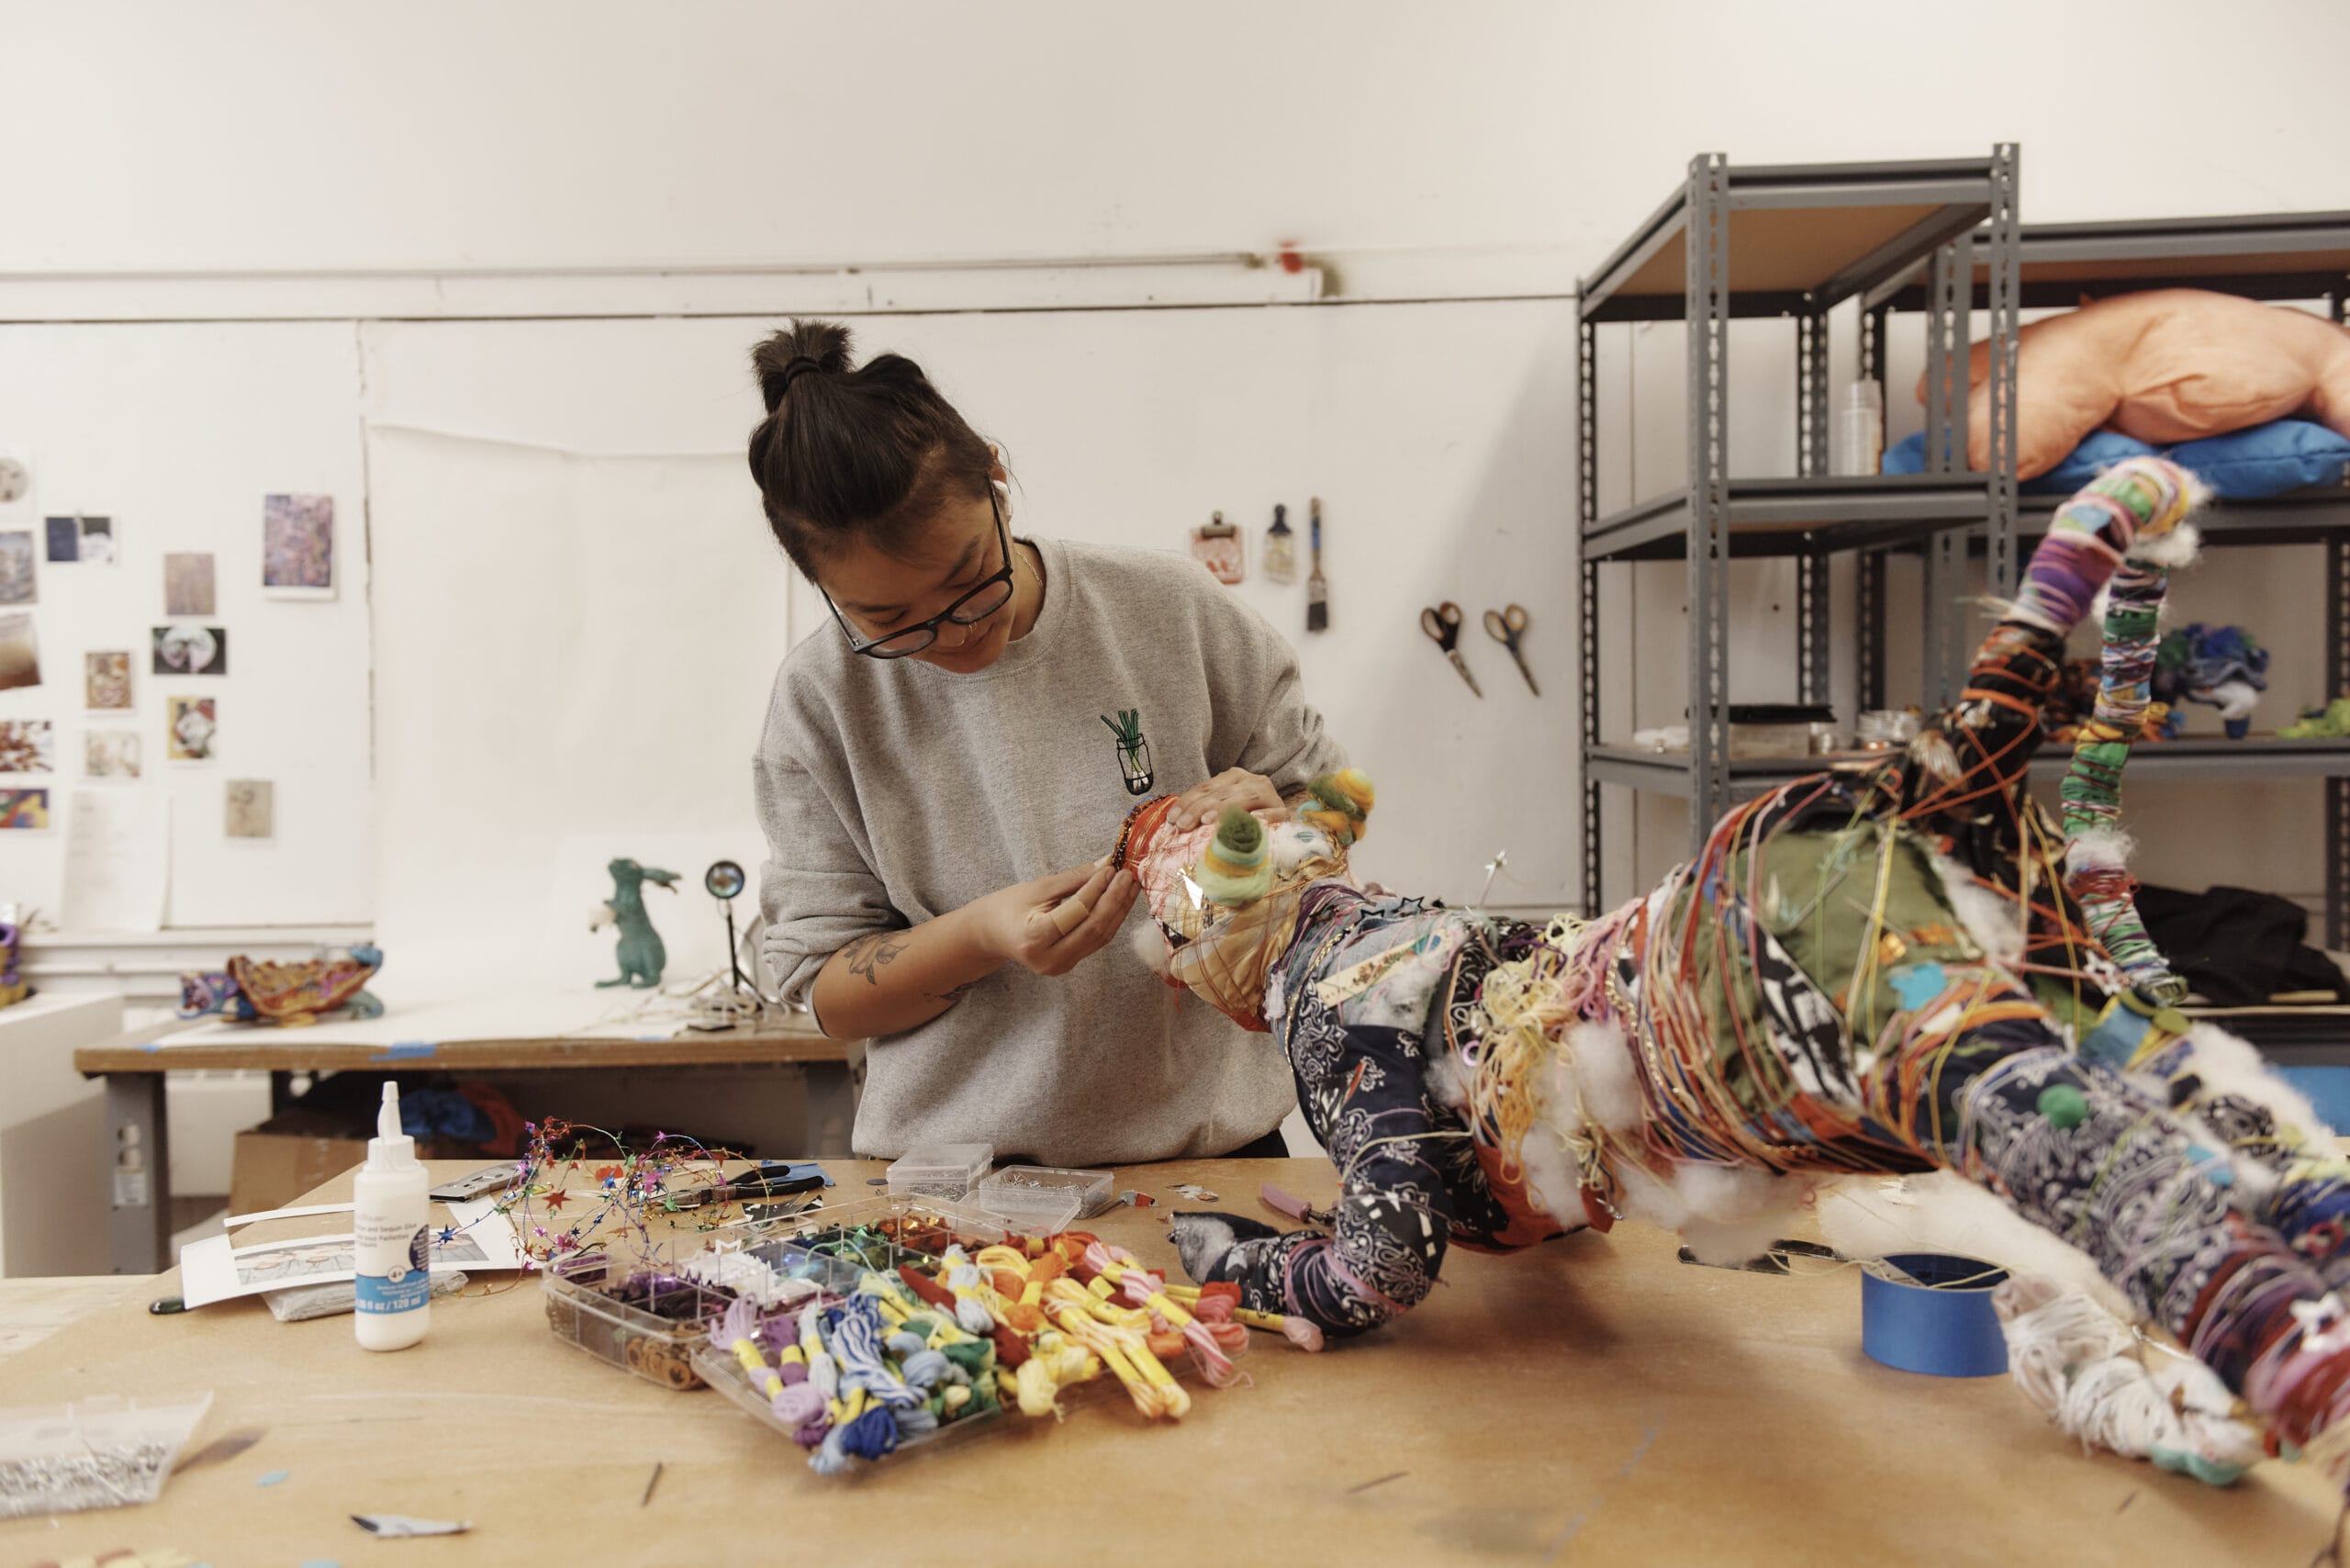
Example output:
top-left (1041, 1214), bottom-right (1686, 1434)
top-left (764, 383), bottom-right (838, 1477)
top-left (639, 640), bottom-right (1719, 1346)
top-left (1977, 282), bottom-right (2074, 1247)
top-left (592, 857), bottom-right (680, 988)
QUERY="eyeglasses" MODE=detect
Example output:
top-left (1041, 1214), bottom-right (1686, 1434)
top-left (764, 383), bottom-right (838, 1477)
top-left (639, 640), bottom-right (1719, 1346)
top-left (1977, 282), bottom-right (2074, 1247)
top-left (822, 487), bottom-right (1017, 660)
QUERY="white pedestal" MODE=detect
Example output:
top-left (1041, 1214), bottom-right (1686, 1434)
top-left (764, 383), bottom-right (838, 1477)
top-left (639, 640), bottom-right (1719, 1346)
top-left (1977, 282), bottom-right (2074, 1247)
top-left (0, 992), bottom-right (123, 1277)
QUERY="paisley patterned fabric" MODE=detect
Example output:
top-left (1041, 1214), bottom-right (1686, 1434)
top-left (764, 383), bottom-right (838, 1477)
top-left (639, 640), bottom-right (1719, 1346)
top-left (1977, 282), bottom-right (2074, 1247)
top-left (1171, 888), bottom-right (1572, 1338)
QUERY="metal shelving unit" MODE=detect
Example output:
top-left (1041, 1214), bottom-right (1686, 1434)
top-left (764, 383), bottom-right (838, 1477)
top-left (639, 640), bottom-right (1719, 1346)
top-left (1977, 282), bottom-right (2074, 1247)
top-left (1577, 148), bottom-right (2021, 915)
top-left (1862, 210), bottom-right (2350, 941)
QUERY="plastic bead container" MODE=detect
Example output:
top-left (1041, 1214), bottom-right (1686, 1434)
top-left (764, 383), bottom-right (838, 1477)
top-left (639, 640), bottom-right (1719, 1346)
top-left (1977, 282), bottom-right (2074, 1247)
top-left (541, 1251), bottom-right (736, 1391)
top-left (885, 1142), bottom-right (994, 1200)
top-left (970, 1165), bottom-right (1115, 1235)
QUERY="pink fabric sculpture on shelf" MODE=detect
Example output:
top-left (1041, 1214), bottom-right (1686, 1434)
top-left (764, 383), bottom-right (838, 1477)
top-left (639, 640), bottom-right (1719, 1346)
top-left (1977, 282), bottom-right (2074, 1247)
top-left (1929, 287), bottom-right (2350, 479)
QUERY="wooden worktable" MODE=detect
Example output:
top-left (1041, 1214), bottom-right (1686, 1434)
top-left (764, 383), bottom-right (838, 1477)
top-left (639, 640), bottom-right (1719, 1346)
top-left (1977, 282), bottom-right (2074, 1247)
top-left (73, 998), bottom-right (852, 1274)
top-left (0, 1159), bottom-right (2337, 1565)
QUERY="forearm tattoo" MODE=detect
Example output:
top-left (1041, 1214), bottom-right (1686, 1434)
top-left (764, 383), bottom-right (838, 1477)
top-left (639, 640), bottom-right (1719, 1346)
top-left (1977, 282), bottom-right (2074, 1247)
top-left (840, 930), bottom-right (909, 987)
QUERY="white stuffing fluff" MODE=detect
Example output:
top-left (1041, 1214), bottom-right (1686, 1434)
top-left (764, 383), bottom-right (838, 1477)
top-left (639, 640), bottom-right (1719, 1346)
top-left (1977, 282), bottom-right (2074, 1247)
top-left (1569, 1019), bottom-right (1644, 1132)
top-left (2063, 827), bottom-right (2135, 874)
top-left (1818, 1170), bottom-right (2126, 1314)
top-left (1129, 922), bottom-right (1174, 979)
top-left (1928, 847), bottom-right (2026, 966)
top-left (1612, 1159), bottom-right (1807, 1265)
top-left (2179, 1022), bottom-right (2331, 1138)
top-left (1515, 1091), bottom-right (1584, 1227)
top-left (2127, 518), bottom-right (2204, 568)
top-left (1425, 1048), bottom-right (1473, 1112)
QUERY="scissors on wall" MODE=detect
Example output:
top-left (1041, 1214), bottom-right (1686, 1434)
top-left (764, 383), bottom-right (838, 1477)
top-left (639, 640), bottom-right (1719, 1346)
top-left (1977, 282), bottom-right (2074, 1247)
top-left (1484, 603), bottom-right (1539, 696)
top-left (1420, 602), bottom-right (1483, 698)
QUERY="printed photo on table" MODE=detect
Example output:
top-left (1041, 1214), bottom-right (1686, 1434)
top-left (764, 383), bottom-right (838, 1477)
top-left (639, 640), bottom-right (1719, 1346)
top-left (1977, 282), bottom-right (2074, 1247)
top-left (84, 649), bottom-right (131, 711)
top-left (151, 623), bottom-right (227, 676)
top-left (164, 552), bottom-right (217, 616)
top-left (0, 788), bottom-right (50, 830)
top-left (0, 531), bottom-right (35, 605)
top-left (263, 492), bottom-right (334, 597)
top-left (168, 696), bottom-right (217, 761)
top-left (85, 731), bottom-right (141, 779)
top-left (0, 613), bottom-right (38, 691)
top-left (0, 719), bottom-right (55, 773)
top-left (224, 778), bottom-right (273, 839)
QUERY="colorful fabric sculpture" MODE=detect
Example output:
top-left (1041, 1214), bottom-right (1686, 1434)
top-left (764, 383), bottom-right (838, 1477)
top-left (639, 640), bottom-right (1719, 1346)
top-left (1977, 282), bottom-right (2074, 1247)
top-left (0, 921), bottom-right (27, 1010)
top-left (2153, 623), bottom-right (2268, 739)
top-left (179, 946), bottom-right (385, 1026)
top-left (1931, 288), bottom-right (2350, 478)
top-left (1141, 460), bottom-right (2350, 1482)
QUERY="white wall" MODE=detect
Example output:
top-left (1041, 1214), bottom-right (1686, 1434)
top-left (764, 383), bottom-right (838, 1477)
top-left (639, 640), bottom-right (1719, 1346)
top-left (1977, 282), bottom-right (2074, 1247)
top-left (359, 304), bottom-right (1576, 999)
top-left (0, 323), bottom-right (375, 927)
top-left (8, 1), bottom-right (2350, 944)
top-left (10, 3), bottom-right (2348, 292)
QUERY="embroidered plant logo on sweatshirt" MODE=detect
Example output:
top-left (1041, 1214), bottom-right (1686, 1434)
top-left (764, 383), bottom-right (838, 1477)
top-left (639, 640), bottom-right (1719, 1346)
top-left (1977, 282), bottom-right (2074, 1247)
top-left (1102, 709), bottom-right (1153, 796)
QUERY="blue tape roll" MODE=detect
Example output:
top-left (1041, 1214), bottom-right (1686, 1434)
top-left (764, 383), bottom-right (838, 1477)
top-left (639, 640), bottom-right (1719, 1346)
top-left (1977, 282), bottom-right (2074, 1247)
top-left (1860, 1252), bottom-right (2009, 1378)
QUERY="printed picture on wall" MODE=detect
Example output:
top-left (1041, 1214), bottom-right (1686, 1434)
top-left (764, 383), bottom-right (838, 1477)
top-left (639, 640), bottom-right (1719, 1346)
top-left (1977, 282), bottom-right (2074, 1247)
top-left (0, 613), bottom-right (39, 691)
top-left (164, 552), bottom-right (216, 616)
top-left (43, 515), bottom-right (115, 566)
top-left (0, 788), bottom-right (50, 830)
top-left (151, 624), bottom-right (227, 676)
top-left (76, 516), bottom-right (116, 565)
top-left (168, 696), bottom-right (217, 762)
top-left (0, 720), bottom-right (55, 774)
top-left (263, 493), bottom-right (334, 599)
top-left (0, 531), bottom-right (35, 605)
top-left (85, 731), bottom-right (141, 779)
top-left (84, 650), bottom-right (131, 711)
top-left (225, 778), bottom-right (274, 839)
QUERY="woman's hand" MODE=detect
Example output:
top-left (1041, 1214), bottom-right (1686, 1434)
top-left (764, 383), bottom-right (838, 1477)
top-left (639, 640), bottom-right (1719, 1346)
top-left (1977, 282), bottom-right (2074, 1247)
top-left (974, 862), bottom-right (1140, 978)
top-left (1165, 767), bottom-right (1284, 834)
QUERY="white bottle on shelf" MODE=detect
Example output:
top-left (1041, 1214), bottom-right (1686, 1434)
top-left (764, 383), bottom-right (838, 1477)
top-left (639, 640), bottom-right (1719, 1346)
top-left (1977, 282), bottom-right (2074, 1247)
top-left (1836, 378), bottom-right (1885, 476)
top-left (352, 1081), bottom-right (430, 1351)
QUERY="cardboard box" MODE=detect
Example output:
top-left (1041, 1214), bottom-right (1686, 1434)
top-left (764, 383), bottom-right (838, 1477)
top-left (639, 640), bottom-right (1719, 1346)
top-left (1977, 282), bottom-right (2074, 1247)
top-left (229, 1130), bottom-right (469, 1215)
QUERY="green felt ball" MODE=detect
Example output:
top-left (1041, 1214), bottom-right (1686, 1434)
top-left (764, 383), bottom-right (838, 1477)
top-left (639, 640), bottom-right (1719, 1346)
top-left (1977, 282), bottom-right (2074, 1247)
top-left (2037, 1084), bottom-right (2089, 1129)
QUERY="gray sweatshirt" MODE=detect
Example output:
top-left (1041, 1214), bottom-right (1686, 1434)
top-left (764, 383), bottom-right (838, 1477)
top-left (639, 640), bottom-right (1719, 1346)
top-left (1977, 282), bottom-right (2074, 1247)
top-left (754, 535), bottom-right (1346, 1165)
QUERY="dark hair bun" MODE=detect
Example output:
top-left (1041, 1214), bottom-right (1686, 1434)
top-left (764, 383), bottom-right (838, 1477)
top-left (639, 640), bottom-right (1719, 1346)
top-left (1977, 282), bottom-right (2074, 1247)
top-left (751, 319), bottom-right (855, 414)
top-left (744, 318), bottom-right (998, 582)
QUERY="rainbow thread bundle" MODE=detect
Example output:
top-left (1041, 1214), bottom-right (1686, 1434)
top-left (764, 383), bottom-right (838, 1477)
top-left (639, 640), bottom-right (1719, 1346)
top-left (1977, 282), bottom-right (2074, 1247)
top-left (683, 1222), bottom-right (1306, 1475)
top-left (1140, 459), bottom-right (2350, 1484)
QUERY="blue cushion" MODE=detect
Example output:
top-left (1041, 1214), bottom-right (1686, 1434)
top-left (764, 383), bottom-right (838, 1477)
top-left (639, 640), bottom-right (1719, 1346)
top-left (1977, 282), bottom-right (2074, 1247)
top-left (2169, 419), bottom-right (2350, 499)
top-left (1880, 427), bottom-right (2160, 491)
top-left (1881, 431), bottom-right (1927, 475)
top-left (2028, 428), bottom-right (2161, 494)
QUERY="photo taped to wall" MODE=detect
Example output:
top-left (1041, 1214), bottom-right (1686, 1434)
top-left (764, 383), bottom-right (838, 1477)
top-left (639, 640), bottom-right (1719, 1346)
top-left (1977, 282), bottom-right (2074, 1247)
top-left (0, 613), bottom-right (38, 691)
top-left (84, 650), bottom-right (131, 711)
top-left (225, 778), bottom-right (274, 839)
top-left (164, 552), bottom-right (217, 616)
top-left (151, 623), bottom-right (227, 676)
top-left (0, 531), bottom-right (35, 605)
top-left (263, 493), bottom-right (334, 598)
top-left (168, 695), bottom-right (217, 762)
top-left (85, 731), bottom-right (141, 779)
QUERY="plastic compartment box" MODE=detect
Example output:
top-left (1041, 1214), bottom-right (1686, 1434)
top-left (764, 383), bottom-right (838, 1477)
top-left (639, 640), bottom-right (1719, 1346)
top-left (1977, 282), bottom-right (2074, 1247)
top-left (886, 1142), bottom-right (994, 1200)
top-left (541, 1250), bottom-right (733, 1391)
top-left (970, 1165), bottom-right (1115, 1234)
top-left (757, 1193), bottom-right (1011, 1261)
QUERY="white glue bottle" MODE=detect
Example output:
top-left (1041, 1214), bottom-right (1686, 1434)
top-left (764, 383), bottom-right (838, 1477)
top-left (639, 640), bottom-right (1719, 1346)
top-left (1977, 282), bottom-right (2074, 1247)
top-left (352, 1081), bottom-right (431, 1350)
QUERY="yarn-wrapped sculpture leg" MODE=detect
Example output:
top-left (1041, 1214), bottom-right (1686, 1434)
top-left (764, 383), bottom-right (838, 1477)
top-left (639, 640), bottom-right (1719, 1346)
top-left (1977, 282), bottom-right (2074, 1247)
top-left (1168, 895), bottom-right (1567, 1338)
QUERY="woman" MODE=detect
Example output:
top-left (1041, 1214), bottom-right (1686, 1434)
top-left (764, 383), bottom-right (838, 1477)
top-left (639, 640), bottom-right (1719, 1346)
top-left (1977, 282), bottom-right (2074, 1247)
top-left (748, 320), bottom-right (1346, 1165)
